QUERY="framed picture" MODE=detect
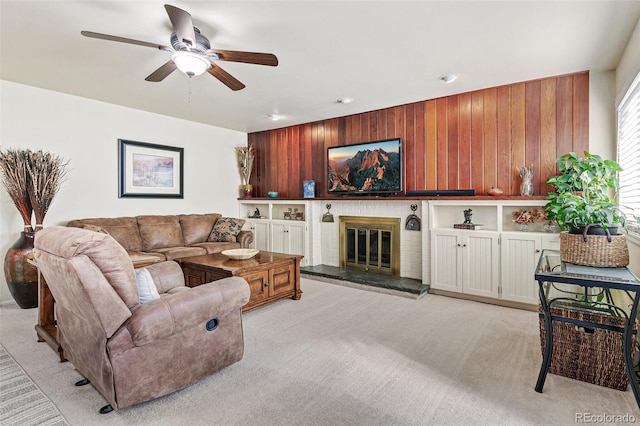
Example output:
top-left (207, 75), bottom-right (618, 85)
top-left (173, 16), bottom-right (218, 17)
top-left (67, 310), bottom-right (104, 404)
top-left (118, 139), bottom-right (184, 198)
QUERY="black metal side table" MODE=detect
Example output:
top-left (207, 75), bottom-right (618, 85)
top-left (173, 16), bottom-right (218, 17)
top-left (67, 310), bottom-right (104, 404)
top-left (534, 249), bottom-right (640, 408)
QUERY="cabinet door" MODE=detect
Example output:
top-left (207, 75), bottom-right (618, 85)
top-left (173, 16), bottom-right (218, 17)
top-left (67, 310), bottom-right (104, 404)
top-left (183, 267), bottom-right (205, 288)
top-left (286, 222), bottom-right (306, 257)
top-left (246, 220), bottom-right (269, 251)
top-left (269, 261), bottom-right (295, 297)
top-left (462, 231), bottom-right (499, 298)
top-left (270, 222), bottom-right (287, 254)
top-left (241, 269), bottom-right (270, 306)
top-left (430, 230), bottom-right (462, 292)
top-left (500, 232), bottom-right (541, 304)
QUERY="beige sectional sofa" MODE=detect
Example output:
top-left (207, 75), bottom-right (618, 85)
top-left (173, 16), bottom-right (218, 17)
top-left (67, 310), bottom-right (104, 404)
top-left (67, 214), bottom-right (253, 261)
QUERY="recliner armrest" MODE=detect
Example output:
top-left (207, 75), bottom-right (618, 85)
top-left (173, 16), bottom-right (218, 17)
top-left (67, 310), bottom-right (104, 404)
top-left (125, 277), bottom-right (250, 347)
top-left (236, 230), bottom-right (254, 248)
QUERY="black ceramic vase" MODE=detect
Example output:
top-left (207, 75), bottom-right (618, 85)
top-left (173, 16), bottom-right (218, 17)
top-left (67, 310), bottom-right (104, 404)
top-left (3, 231), bottom-right (38, 309)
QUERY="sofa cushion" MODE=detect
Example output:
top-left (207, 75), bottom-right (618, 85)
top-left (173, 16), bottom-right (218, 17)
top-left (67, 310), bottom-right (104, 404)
top-left (192, 241), bottom-right (241, 254)
top-left (179, 214), bottom-right (221, 245)
top-left (135, 268), bottom-right (160, 304)
top-left (137, 215), bottom-right (184, 251)
top-left (67, 217), bottom-right (142, 252)
top-left (148, 246), bottom-right (207, 261)
top-left (208, 218), bottom-right (246, 243)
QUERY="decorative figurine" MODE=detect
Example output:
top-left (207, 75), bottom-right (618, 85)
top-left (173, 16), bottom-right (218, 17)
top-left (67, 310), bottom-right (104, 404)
top-left (463, 209), bottom-right (473, 224)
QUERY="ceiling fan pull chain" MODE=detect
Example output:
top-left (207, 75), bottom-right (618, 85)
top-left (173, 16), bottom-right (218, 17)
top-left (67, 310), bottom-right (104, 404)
top-left (188, 78), bottom-right (192, 104)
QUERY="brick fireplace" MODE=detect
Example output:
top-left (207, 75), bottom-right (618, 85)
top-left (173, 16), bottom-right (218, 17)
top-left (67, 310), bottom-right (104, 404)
top-left (339, 215), bottom-right (400, 277)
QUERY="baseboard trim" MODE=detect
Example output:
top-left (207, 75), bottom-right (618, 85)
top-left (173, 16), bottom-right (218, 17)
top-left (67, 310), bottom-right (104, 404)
top-left (429, 289), bottom-right (537, 312)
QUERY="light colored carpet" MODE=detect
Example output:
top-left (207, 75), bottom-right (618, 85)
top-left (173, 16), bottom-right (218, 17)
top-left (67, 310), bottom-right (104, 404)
top-left (0, 278), bottom-right (637, 425)
top-left (0, 344), bottom-right (69, 426)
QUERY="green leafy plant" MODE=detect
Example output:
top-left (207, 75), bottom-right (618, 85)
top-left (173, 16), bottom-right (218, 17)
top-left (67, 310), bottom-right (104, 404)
top-left (544, 151), bottom-right (625, 232)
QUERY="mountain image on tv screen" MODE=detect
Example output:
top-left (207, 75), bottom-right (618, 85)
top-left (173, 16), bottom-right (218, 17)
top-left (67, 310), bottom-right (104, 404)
top-left (328, 140), bottom-right (401, 193)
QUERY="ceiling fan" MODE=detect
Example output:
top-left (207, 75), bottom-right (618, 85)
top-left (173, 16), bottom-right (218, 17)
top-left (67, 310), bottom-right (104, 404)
top-left (81, 4), bottom-right (278, 91)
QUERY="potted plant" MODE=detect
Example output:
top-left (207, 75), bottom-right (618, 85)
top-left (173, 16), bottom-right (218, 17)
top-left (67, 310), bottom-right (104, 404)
top-left (544, 151), bottom-right (625, 235)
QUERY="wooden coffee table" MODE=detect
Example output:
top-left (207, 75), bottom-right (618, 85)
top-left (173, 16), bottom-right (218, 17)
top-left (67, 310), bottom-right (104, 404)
top-left (178, 251), bottom-right (303, 312)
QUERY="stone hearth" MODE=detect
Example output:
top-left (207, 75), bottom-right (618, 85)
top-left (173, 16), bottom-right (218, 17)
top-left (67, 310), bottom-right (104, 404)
top-left (300, 264), bottom-right (428, 297)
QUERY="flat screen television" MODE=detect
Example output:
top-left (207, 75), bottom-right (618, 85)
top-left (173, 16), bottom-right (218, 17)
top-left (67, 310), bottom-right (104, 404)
top-left (327, 138), bottom-right (402, 195)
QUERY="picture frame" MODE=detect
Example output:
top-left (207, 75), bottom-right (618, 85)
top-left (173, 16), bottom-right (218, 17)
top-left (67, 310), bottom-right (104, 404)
top-left (303, 180), bottom-right (315, 198)
top-left (118, 139), bottom-right (184, 198)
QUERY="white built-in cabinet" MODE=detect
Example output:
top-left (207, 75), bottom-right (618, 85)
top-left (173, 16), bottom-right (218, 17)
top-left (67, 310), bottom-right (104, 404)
top-left (429, 200), bottom-right (559, 307)
top-left (271, 222), bottom-right (306, 257)
top-left (239, 200), bottom-right (310, 266)
top-left (245, 220), bottom-right (269, 251)
top-left (500, 232), bottom-right (560, 304)
top-left (431, 229), bottom-right (499, 298)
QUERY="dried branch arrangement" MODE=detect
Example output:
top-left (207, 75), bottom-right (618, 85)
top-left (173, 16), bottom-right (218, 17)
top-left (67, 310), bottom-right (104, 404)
top-left (512, 208), bottom-right (547, 225)
top-left (235, 145), bottom-right (254, 186)
top-left (0, 148), bottom-right (69, 232)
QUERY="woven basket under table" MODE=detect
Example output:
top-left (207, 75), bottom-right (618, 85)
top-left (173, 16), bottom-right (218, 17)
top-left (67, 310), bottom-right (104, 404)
top-left (539, 306), bottom-right (637, 391)
top-left (559, 232), bottom-right (629, 268)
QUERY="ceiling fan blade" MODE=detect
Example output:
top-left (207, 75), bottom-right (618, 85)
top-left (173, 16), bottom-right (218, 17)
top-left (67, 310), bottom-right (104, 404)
top-left (145, 61), bottom-right (178, 82)
top-left (164, 4), bottom-right (196, 49)
top-left (207, 64), bottom-right (246, 91)
top-left (209, 49), bottom-right (278, 67)
top-left (81, 31), bottom-right (169, 51)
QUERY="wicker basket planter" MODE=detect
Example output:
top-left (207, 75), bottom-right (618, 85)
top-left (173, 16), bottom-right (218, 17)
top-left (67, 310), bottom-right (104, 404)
top-left (559, 231), bottom-right (629, 268)
top-left (539, 306), bottom-right (636, 390)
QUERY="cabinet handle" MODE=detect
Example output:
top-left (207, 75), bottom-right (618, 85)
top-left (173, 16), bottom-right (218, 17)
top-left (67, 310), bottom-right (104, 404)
top-left (535, 249), bottom-right (541, 253)
top-left (457, 243), bottom-right (462, 247)
top-left (463, 244), bottom-right (467, 247)
top-left (264, 282), bottom-right (269, 287)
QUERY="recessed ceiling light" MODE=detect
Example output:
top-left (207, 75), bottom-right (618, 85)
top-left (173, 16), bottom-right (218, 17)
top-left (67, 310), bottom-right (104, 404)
top-left (440, 73), bottom-right (460, 84)
top-left (337, 97), bottom-right (354, 104)
top-left (267, 114), bottom-right (281, 121)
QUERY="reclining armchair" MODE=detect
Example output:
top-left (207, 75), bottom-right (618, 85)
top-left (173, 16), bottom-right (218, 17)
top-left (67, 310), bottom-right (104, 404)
top-left (34, 226), bottom-right (250, 413)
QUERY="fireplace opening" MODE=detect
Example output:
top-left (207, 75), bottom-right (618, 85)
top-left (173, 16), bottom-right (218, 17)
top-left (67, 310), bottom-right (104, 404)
top-left (339, 216), bottom-right (400, 276)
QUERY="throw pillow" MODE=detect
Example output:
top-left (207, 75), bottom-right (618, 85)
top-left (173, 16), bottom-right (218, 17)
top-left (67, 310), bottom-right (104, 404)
top-left (208, 217), bottom-right (246, 242)
top-left (135, 268), bottom-right (160, 304)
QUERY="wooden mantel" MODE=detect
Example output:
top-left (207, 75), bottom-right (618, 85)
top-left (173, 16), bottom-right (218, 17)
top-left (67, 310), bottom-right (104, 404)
top-left (248, 71), bottom-right (589, 199)
top-left (240, 195), bottom-right (547, 201)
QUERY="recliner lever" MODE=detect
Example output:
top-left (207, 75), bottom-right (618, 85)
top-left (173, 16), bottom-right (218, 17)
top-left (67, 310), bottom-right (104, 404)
top-left (206, 318), bottom-right (219, 331)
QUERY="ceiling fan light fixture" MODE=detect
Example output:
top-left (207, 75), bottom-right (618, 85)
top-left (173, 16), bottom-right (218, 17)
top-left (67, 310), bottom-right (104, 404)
top-left (267, 114), bottom-right (282, 121)
top-left (172, 51), bottom-right (211, 77)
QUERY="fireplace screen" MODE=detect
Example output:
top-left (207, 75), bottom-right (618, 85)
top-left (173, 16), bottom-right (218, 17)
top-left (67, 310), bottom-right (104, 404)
top-left (340, 216), bottom-right (400, 276)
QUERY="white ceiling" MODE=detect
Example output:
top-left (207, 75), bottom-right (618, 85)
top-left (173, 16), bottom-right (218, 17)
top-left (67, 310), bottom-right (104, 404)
top-left (1, 1), bottom-right (639, 134)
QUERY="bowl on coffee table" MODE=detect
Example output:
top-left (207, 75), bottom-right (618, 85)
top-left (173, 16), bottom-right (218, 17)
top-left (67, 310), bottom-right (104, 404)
top-left (221, 248), bottom-right (259, 260)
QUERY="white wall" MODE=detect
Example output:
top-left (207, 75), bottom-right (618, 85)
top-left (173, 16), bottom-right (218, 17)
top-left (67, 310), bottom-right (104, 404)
top-left (0, 81), bottom-right (247, 302)
top-left (616, 16), bottom-right (640, 103)
top-left (588, 70), bottom-right (616, 160)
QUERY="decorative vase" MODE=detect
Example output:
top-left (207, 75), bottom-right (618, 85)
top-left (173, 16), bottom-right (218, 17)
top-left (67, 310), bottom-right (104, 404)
top-left (243, 184), bottom-right (253, 198)
top-left (520, 223), bottom-right (529, 232)
top-left (517, 165), bottom-right (534, 196)
top-left (520, 181), bottom-right (533, 196)
top-left (3, 231), bottom-right (38, 309)
top-left (543, 221), bottom-right (558, 233)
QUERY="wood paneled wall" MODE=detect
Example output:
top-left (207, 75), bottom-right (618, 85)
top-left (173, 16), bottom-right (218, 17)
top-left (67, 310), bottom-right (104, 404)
top-left (248, 72), bottom-right (589, 198)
